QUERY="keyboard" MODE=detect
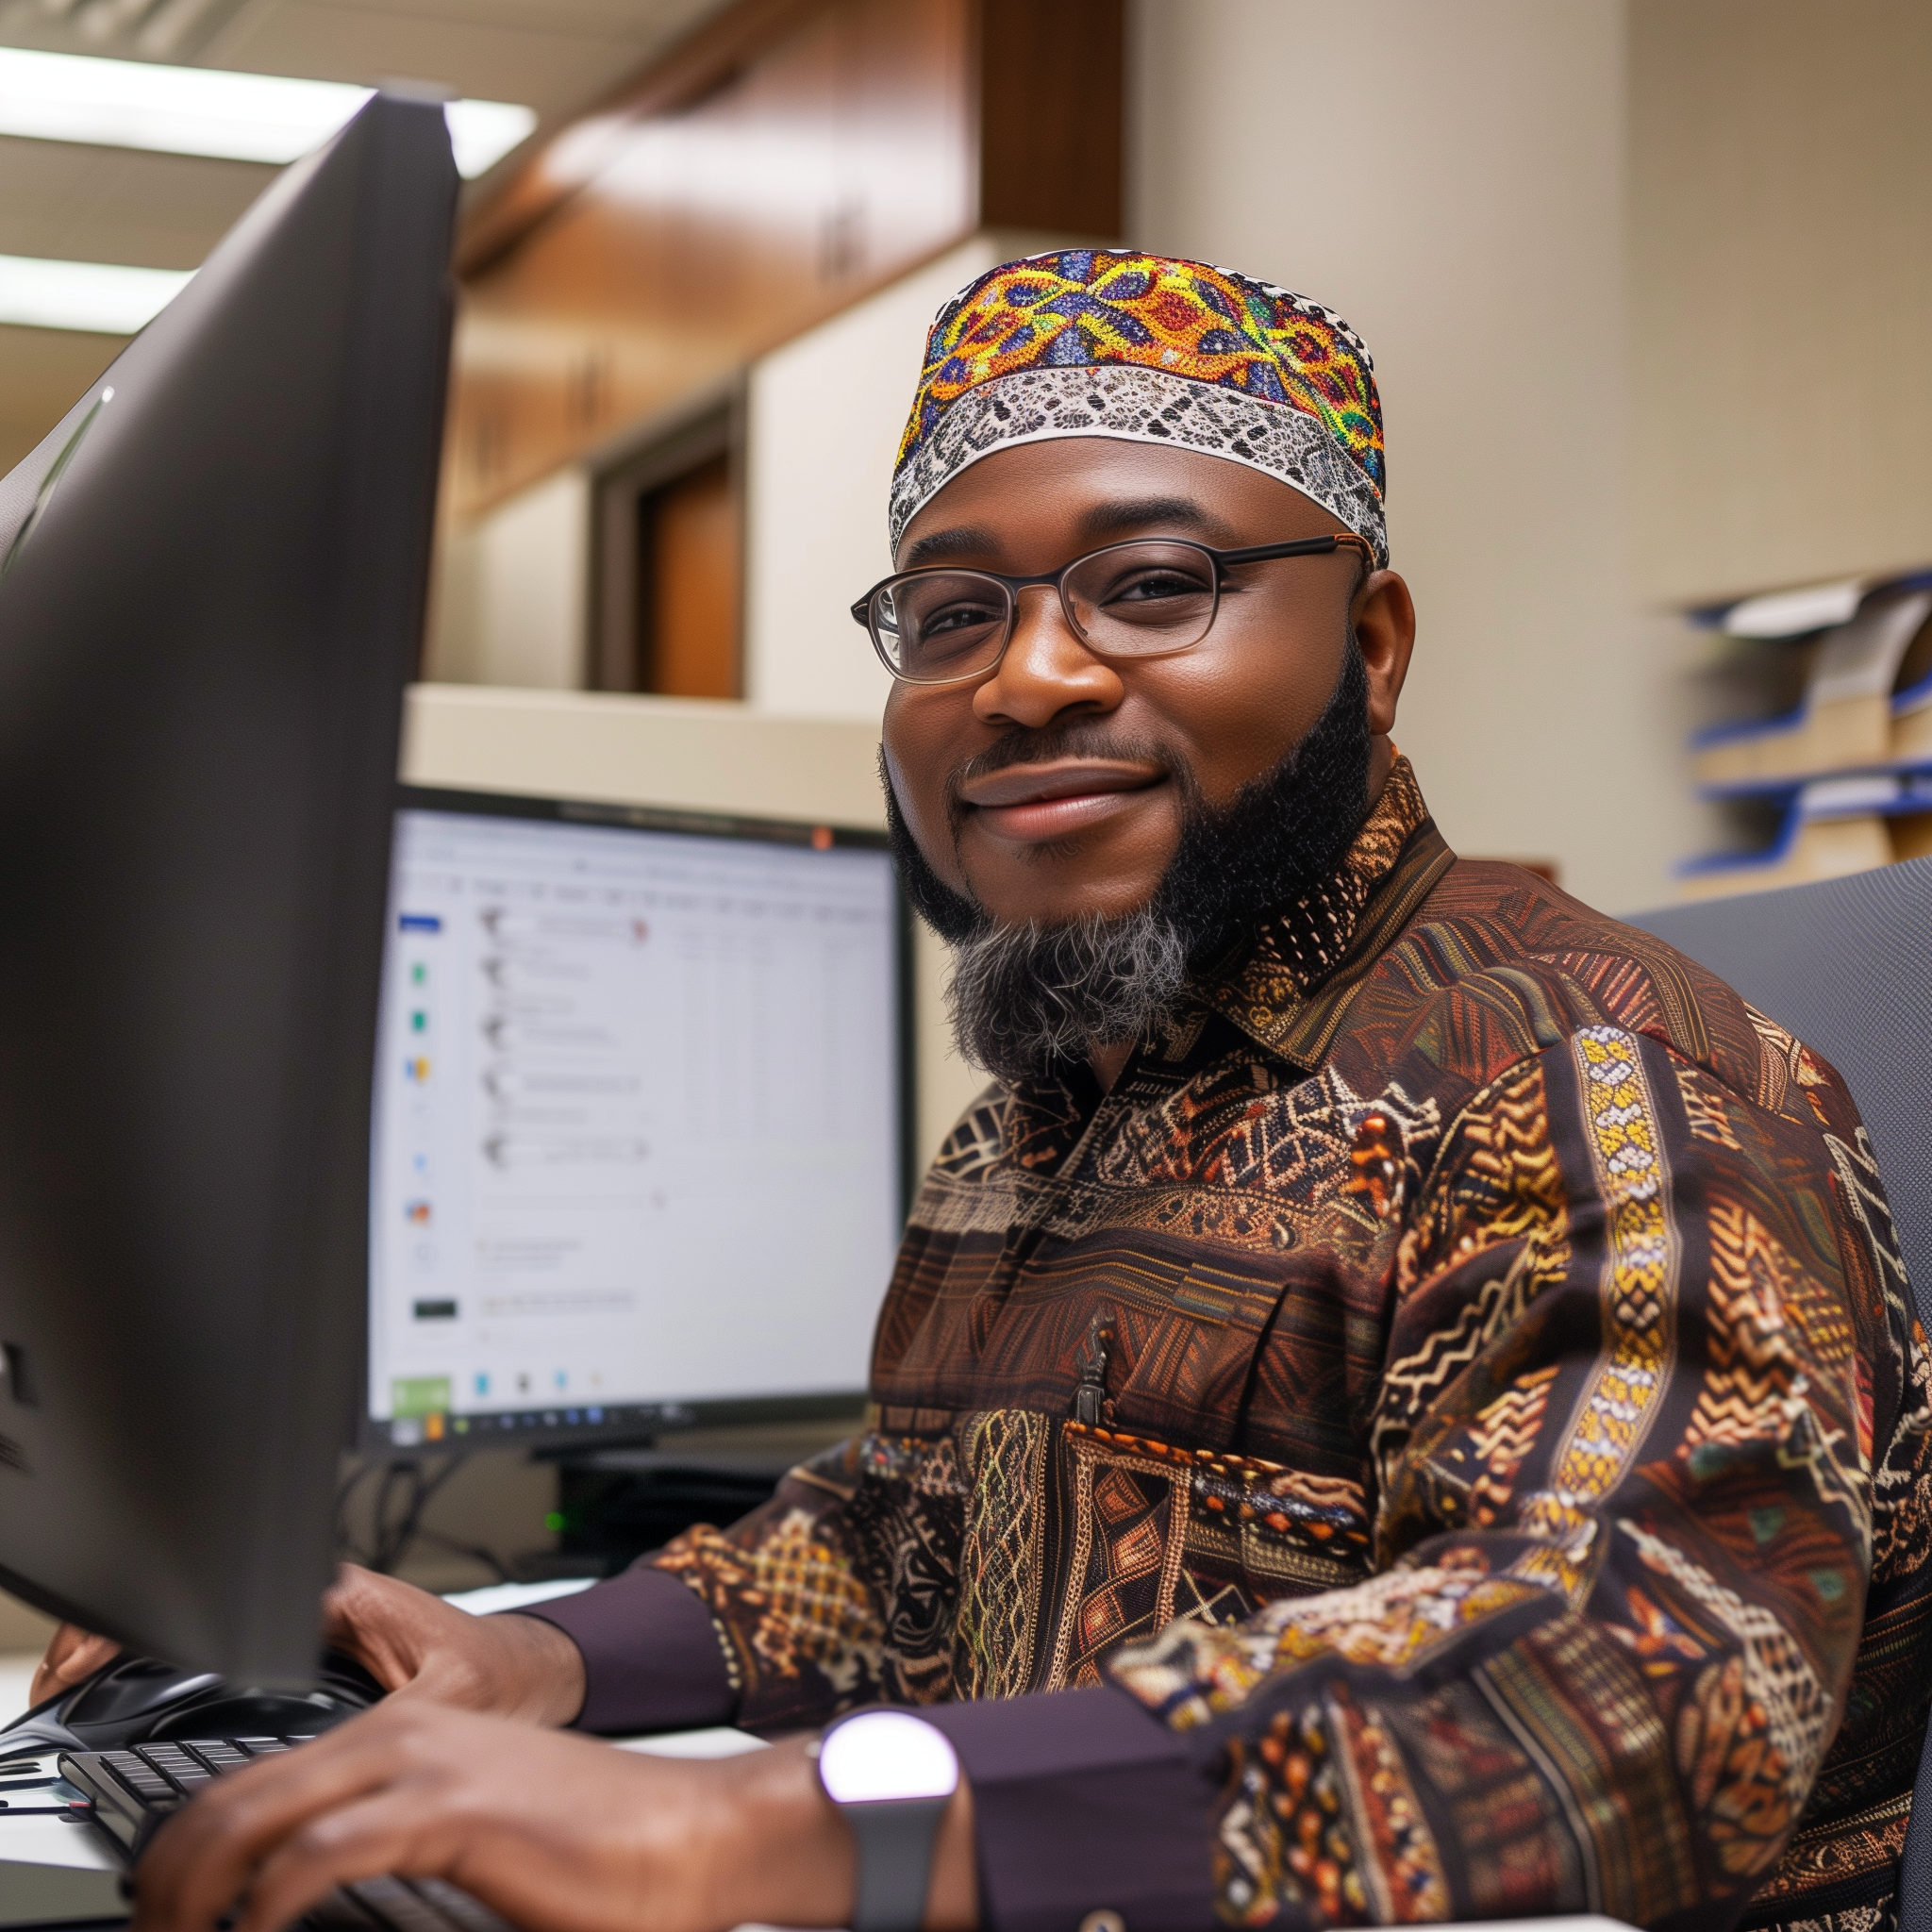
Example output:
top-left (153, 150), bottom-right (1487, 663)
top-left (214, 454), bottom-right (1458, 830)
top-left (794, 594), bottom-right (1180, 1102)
top-left (58, 1739), bottom-right (514, 1932)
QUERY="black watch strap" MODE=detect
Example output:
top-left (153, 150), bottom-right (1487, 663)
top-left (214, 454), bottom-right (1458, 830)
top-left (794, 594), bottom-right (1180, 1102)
top-left (843, 1793), bottom-right (949, 1932)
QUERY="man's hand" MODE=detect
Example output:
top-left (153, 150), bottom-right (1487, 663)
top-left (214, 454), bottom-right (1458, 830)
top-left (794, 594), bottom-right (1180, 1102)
top-left (28, 1567), bottom-right (587, 1727)
top-left (128, 1699), bottom-right (977, 1932)
top-left (320, 1567), bottom-right (586, 1724)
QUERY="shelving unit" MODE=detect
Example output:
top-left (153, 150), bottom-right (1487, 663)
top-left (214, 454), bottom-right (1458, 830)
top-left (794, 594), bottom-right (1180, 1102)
top-left (1678, 574), bottom-right (1932, 899)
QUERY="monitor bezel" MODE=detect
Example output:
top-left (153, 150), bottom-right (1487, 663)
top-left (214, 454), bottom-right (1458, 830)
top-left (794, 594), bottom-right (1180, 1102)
top-left (358, 782), bottom-right (913, 1458)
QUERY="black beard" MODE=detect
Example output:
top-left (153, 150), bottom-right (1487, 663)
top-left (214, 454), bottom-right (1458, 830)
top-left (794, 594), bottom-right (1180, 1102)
top-left (883, 644), bottom-right (1373, 1084)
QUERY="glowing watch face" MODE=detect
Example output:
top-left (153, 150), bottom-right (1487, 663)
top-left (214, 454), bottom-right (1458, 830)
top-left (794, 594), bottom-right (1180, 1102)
top-left (818, 1710), bottom-right (959, 1804)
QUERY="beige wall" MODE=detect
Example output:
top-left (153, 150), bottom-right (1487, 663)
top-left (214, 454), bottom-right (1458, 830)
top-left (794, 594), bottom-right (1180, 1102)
top-left (1629, 0), bottom-right (1932, 608)
top-left (1129, 0), bottom-right (1699, 915)
top-left (742, 236), bottom-right (1016, 720)
top-left (424, 468), bottom-right (591, 691)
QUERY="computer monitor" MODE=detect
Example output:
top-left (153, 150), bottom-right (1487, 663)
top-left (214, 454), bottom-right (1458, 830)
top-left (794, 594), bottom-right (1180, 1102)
top-left (0, 96), bottom-right (456, 1684)
top-left (365, 790), bottom-right (910, 1453)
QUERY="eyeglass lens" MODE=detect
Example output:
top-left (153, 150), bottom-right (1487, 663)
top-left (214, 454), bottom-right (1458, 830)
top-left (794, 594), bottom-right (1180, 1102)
top-left (872, 540), bottom-right (1221, 682)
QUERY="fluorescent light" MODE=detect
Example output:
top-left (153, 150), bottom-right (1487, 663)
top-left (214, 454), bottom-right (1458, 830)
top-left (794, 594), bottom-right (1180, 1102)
top-left (443, 99), bottom-right (538, 179)
top-left (0, 48), bottom-right (536, 179)
top-left (0, 254), bottom-right (192, 334)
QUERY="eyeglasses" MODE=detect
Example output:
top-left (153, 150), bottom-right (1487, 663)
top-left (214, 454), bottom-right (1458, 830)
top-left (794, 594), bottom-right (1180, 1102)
top-left (850, 532), bottom-right (1374, 687)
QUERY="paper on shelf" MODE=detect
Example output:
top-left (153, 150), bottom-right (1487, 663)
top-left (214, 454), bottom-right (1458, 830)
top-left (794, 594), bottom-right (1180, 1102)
top-left (1723, 577), bottom-right (1867, 638)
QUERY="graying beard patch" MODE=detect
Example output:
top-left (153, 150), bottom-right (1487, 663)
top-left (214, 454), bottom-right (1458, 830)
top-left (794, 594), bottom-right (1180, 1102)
top-left (943, 907), bottom-right (1190, 1084)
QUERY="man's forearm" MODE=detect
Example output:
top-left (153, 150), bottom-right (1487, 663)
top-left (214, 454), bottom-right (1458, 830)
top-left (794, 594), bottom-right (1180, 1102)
top-left (471, 1606), bottom-right (587, 1725)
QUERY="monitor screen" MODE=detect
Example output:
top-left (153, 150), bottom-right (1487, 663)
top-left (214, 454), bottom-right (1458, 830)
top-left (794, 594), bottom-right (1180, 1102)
top-left (366, 788), bottom-right (909, 1450)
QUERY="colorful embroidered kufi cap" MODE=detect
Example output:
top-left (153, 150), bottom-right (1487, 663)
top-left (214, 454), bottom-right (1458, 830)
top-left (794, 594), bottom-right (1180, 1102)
top-left (891, 249), bottom-right (1387, 565)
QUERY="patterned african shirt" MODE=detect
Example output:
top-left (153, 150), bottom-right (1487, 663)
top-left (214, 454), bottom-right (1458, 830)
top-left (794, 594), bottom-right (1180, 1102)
top-left (536, 759), bottom-right (1932, 1932)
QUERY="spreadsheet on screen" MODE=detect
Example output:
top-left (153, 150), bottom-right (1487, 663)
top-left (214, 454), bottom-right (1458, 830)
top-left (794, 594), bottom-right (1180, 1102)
top-left (366, 799), bottom-right (905, 1446)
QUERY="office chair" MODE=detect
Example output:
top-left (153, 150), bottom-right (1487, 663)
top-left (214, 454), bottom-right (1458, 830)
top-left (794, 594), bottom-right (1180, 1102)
top-left (1635, 858), bottom-right (1932, 1928)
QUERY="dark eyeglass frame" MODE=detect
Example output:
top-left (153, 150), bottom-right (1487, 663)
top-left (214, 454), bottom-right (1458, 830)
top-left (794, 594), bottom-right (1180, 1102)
top-left (849, 531), bottom-right (1375, 687)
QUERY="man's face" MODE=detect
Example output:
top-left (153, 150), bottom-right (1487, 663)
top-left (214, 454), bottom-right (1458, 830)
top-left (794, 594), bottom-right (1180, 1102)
top-left (878, 439), bottom-right (1415, 932)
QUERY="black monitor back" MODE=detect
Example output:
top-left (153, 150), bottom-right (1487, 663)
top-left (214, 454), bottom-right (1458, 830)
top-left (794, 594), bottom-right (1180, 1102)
top-left (0, 95), bottom-right (456, 1685)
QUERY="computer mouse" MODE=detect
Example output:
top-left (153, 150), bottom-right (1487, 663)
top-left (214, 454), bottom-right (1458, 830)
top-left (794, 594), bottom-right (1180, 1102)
top-left (0, 1648), bottom-right (384, 1755)
top-left (64, 1657), bottom-right (222, 1734)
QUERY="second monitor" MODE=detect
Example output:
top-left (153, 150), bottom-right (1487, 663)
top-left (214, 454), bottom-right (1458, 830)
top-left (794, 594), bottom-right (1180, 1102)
top-left (366, 789), bottom-right (910, 1452)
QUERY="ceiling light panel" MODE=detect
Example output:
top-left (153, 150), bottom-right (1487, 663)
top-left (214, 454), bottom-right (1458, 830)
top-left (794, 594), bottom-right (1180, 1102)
top-left (0, 253), bottom-right (192, 334)
top-left (0, 48), bottom-right (536, 178)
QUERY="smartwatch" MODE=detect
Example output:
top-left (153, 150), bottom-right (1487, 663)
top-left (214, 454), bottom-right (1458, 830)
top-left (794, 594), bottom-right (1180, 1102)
top-left (816, 1708), bottom-right (960, 1932)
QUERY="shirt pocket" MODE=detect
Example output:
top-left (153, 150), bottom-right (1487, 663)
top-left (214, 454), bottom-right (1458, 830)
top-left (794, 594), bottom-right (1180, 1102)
top-left (1038, 1422), bottom-right (1372, 1693)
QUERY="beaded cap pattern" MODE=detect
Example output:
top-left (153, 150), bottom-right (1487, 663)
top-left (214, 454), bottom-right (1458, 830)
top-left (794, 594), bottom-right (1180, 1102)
top-left (891, 249), bottom-right (1387, 563)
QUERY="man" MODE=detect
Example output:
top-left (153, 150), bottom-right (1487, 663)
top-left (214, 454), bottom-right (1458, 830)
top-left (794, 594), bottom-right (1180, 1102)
top-left (88, 251), bottom-right (1931, 1932)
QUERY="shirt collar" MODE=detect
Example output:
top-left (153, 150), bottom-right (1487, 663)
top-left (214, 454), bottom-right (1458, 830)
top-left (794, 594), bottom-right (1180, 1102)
top-left (1196, 755), bottom-right (1453, 1068)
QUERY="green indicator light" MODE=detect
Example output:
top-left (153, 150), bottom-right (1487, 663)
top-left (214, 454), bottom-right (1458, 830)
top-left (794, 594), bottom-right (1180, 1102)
top-left (544, 1510), bottom-right (566, 1534)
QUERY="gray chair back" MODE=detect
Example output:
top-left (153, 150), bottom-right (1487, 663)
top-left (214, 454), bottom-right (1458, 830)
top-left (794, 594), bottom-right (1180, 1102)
top-left (1633, 858), bottom-right (1932, 1926)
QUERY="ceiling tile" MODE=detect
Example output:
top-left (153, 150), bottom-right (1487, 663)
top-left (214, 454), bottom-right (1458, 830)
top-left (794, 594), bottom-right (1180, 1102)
top-left (0, 138), bottom-right (271, 266)
top-left (294, 0), bottom-right (724, 37)
top-left (207, 2), bottom-right (604, 95)
top-left (202, 0), bottom-right (723, 109)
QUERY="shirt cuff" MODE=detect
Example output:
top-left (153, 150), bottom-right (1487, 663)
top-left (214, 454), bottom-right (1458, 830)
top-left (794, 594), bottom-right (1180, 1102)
top-left (506, 1564), bottom-right (736, 1736)
top-left (924, 1685), bottom-right (1218, 1932)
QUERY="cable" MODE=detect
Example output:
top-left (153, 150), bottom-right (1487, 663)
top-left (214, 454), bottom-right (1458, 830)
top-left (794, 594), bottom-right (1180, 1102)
top-left (333, 1452), bottom-right (493, 1577)
top-left (408, 1525), bottom-right (513, 1584)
